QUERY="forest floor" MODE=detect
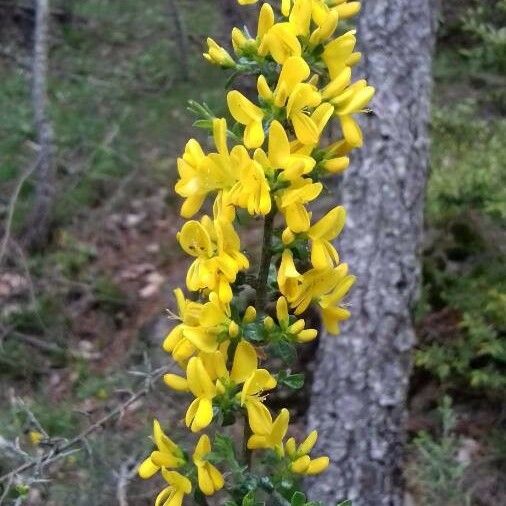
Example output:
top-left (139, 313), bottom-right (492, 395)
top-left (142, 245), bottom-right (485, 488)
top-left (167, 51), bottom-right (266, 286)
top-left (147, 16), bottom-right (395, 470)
top-left (0, 1), bottom-right (505, 505)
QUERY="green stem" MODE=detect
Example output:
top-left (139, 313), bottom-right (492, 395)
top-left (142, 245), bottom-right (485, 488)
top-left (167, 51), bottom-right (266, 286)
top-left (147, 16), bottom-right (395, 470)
top-left (255, 206), bottom-right (277, 315)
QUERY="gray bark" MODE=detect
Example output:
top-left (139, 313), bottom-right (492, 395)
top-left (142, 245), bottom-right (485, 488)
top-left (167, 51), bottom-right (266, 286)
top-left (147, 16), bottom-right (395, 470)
top-left (22, 0), bottom-right (55, 249)
top-left (307, 1), bottom-right (438, 505)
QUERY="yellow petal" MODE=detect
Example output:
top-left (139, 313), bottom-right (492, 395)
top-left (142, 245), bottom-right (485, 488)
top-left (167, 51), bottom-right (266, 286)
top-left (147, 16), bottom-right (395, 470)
top-left (298, 430), bottom-right (318, 455)
top-left (291, 455), bottom-right (311, 473)
top-left (257, 3), bottom-right (274, 39)
top-left (296, 328), bottom-right (318, 342)
top-left (285, 202), bottom-right (311, 233)
top-left (164, 374), bottom-right (190, 392)
top-left (276, 296), bottom-right (289, 324)
top-left (208, 463), bottom-right (225, 490)
top-left (276, 56), bottom-right (310, 96)
top-left (268, 120), bottom-right (290, 167)
top-left (289, 0), bottom-right (312, 36)
top-left (336, 1), bottom-right (361, 20)
top-left (197, 466), bottom-right (214, 496)
top-left (193, 434), bottom-right (211, 461)
top-left (340, 115), bottom-right (363, 147)
top-left (323, 156), bottom-right (350, 173)
top-left (245, 399), bottom-right (273, 435)
top-left (244, 120), bottom-right (265, 149)
top-left (271, 408), bottom-right (290, 444)
top-left (291, 111), bottom-right (320, 145)
top-left (138, 457), bottom-right (159, 479)
top-left (231, 341), bottom-right (258, 384)
top-left (227, 90), bottom-right (264, 125)
top-left (309, 206), bottom-right (346, 241)
top-left (191, 398), bottom-right (214, 432)
top-left (306, 456), bottom-right (330, 475)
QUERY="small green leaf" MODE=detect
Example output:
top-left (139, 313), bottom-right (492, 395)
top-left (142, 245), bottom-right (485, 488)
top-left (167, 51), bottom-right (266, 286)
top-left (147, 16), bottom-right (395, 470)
top-left (270, 339), bottom-right (297, 364)
top-left (291, 491), bottom-right (307, 506)
top-left (337, 500), bottom-right (352, 506)
top-left (281, 373), bottom-right (305, 390)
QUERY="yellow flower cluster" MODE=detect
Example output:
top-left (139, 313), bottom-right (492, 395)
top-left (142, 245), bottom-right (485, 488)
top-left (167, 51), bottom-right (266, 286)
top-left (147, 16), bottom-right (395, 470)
top-left (140, 1), bottom-right (373, 504)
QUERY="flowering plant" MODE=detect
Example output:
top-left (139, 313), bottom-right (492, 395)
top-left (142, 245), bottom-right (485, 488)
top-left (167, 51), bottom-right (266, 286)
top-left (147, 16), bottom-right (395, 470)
top-left (139, 0), bottom-right (373, 504)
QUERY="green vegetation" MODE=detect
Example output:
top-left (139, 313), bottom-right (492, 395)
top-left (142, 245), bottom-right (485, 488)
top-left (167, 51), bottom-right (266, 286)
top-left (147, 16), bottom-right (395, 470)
top-left (409, 397), bottom-right (471, 506)
top-left (416, 0), bottom-right (506, 395)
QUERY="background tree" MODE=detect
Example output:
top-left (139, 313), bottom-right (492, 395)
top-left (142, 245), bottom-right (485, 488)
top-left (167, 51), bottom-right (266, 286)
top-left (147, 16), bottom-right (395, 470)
top-left (21, 0), bottom-right (55, 249)
top-left (307, 1), bottom-right (439, 504)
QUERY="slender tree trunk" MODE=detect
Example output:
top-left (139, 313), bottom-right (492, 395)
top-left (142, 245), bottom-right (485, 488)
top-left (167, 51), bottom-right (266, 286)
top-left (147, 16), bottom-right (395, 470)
top-left (167, 0), bottom-right (189, 81)
top-left (220, 0), bottom-right (246, 37)
top-left (306, 1), bottom-right (438, 505)
top-left (22, 0), bottom-right (55, 250)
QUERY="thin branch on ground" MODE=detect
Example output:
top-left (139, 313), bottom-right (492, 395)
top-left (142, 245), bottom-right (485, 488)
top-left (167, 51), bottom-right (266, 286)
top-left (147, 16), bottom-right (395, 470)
top-left (0, 158), bottom-right (39, 267)
top-left (115, 455), bottom-right (139, 506)
top-left (0, 366), bottom-right (170, 485)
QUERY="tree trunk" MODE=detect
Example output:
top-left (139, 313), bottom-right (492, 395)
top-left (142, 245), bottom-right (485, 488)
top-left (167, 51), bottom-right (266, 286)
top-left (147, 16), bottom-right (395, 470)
top-left (306, 1), bottom-right (438, 505)
top-left (22, 0), bottom-right (55, 250)
top-left (220, 0), bottom-right (246, 38)
top-left (167, 0), bottom-right (189, 81)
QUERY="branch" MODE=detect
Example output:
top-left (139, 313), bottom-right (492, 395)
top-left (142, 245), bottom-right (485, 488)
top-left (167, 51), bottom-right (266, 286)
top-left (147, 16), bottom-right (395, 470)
top-left (0, 366), bottom-right (170, 484)
top-left (0, 159), bottom-right (39, 267)
top-left (255, 206), bottom-right (277, 315)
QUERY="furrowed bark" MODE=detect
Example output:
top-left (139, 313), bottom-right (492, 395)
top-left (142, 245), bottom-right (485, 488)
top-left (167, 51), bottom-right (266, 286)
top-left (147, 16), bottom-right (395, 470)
top-left (22, 0), bottom-right (55, 250)
top-left (306, 1), bottom-right (438, 504)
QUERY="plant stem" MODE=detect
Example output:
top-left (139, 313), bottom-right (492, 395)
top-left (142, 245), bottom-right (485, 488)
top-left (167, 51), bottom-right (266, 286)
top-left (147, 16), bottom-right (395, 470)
top-left (242, 416), bottom-right (252, 467)
top-left (255, 206), bottom-right (277, 315)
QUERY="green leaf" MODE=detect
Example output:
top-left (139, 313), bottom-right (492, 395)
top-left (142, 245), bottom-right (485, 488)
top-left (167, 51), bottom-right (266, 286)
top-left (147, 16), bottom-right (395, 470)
top-left (242, 490), bottom-right (261, 506)
top-left (270, 339), bottom-right (297, 364)
top-left (280, 373), bottom-right (305, 390)
top-left (291, 491), bottom-right (307, 506)
top-left (337, 501), bottom-right (352, 506)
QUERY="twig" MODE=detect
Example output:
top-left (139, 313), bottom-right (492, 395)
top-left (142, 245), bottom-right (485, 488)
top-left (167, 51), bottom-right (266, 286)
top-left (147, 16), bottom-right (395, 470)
top-left (115, 455), bottom-right (138, 506)
top-left (0, 366), bottom-right (170, 484)
top-left (0, 159), bottom-right (39, 267)
top-left (14, 398), bottom-right (49, 438)
top-left (0, 473), bottom-right (14, 506)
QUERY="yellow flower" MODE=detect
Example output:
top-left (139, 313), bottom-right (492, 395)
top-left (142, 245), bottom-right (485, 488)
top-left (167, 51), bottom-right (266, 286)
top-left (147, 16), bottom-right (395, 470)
top-left (165, 341), bottom-right (260, 429)
top-left (322, 30), bottom-right (361, 81)
top-left (275, 296), bottom-right (318, 343)
top-left (276, 177), bottom-right (323, 233)
top-left (241, 368), bottom-right (277, 434)
top-left (177, 209), bottom-right (249, 303)
top-left (285, 430), bottom-right (330, 475)
top-left (328, 0), bottom-right (362, 20)
top-left (193, 435), bottom-right (225, 496)
top-left (332, 80), bottom-right (375, 148)
top-left (260, 22), bottom-right (301, 64)
top-left (138, 420), bottom-right (184, 479)
top-left (263, 56), bottom-right (325, 145)
top-left (203, 38), bottom-right (235, 67)
top-left (29, 431), bottom-right (44, 446)
top-left (247, 408), bottom-right (290, 455)
top-left (175, 118), bottom-right (236, 218)
top-left (227, 151), bottom-right (272, 215)
top-left (232, 3), bottom-right (274, 56)
top-left (227, 90), bottom-right (265, 149)
top-left (307, 206), bottom-right (346, 269)
top-left (163, 288), bottom-right (204, 363)
top-left (155, 470), bottom-right (192, 506)
top-left (254, 120), bottom-right (315, 181)
top-left (185, 356), bottom-right (217, 432)
top-left (277, 249), bottom-right (301, 300)
top-left (288, 264), bottom-right (355, 334)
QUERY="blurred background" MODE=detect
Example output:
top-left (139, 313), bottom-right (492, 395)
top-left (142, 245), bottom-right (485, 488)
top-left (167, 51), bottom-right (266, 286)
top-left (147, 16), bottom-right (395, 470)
top-left (0, 0), bottom-right (504, 504)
